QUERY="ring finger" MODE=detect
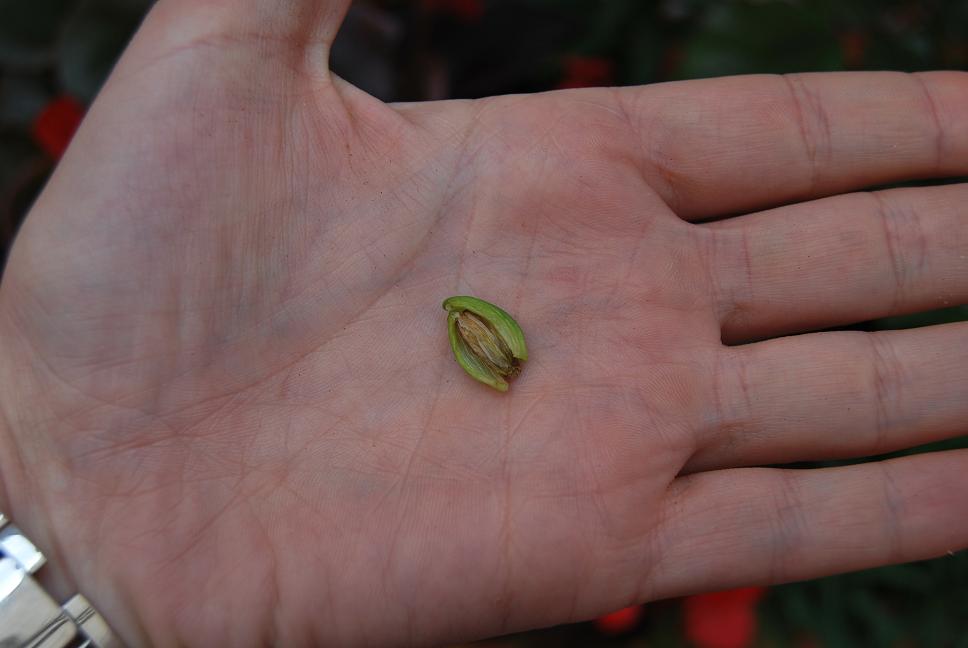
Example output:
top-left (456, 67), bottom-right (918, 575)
top-left (687, 322), bottom-right (968, 472)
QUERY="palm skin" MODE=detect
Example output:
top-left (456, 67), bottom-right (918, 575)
top-left (1, 2), bottom-right (967, 646)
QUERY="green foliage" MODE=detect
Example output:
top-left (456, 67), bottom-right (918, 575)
top-left (58, 0), bottom-right (151, 102)
top-left (522, 0), bottom-right (968, 83)
top-left (872, 305), bottom-right (968, 331)
top-left (761, 552), bottom-right (968, 647)
top-left (677, 3), bottom-right (842, 78)
top-left (0, 0), bottom-right (73, 67)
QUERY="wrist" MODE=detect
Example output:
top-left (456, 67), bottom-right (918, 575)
top-left (0, 512), bottom-right (123, 647)
top-left (0, 288), bottom-right (134, 646)
top-left (0, 282), bottom-right (66, 591)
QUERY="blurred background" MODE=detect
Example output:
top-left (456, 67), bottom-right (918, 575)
top-left (1, 0), bottom-right (966, 646)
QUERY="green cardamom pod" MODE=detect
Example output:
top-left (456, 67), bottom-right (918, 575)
top-left (442, 296), bottom-right (528, 392)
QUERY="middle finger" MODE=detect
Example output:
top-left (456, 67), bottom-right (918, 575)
top-left (704, 183), bottom-right (968, 344)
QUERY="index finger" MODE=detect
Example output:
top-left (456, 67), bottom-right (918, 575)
top-left (615, 71), bottom-right (968, 220)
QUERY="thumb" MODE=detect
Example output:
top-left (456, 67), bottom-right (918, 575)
top-left (121, 0), bottom-right (353, 77)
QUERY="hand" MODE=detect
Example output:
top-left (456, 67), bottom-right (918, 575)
top-left (1, 1), bottom-right (966, 645)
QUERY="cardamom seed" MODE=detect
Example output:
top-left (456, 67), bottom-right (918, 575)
top-left (442, 296), bottom-right (528, 392)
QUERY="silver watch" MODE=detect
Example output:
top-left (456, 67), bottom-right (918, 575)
top-left (0, 511), bottom-right (123, 647)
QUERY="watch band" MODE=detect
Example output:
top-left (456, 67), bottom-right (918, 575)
top-left (0, 511), bottom-right (123, 647)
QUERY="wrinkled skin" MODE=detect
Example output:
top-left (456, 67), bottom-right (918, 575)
top-left (1, 2), bottom-right (967, 646)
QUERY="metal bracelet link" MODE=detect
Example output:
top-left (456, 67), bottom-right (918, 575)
top-left (0, 512), bottom-right (123, 648)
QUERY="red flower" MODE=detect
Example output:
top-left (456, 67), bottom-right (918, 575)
top-left (421, 0), bottom-right (484, 22)
top-left (32, 96), bottom-right (85, 160)
top-left (595, 604), bottom-right (643, 635)
top-left (557, 55), bottom-right (613, 89)
top-left (683, 587), bottom-right (766, 648)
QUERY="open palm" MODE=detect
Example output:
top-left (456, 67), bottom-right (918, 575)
top-left (1, 2), bottom-right (966, 646)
